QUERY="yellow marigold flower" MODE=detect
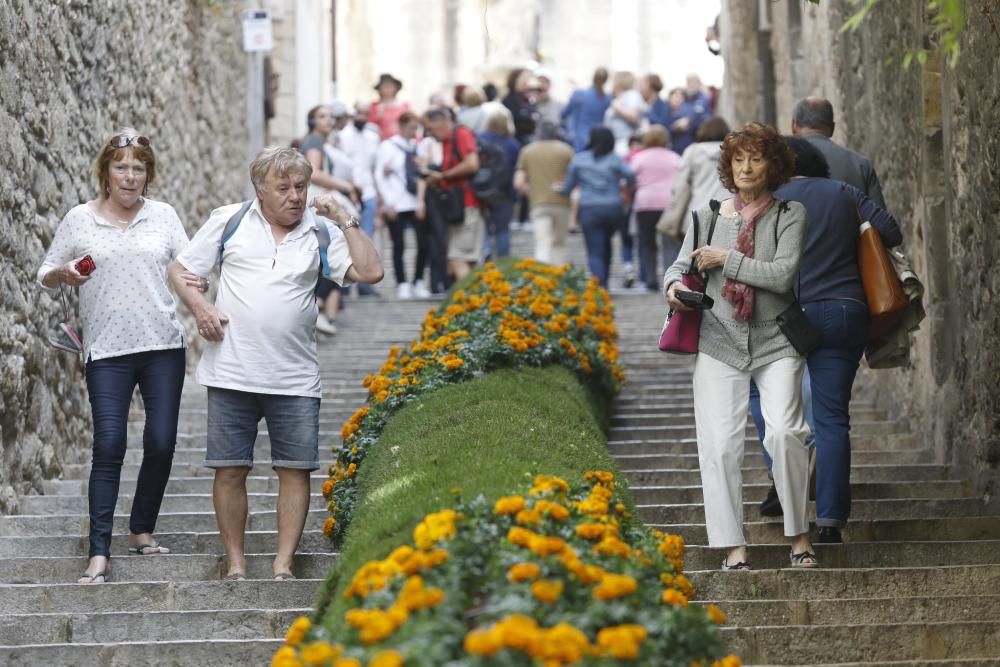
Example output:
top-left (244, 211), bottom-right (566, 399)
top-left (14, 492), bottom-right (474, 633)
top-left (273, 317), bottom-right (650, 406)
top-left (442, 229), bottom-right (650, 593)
top-left (508, 562), bottom-right (541, 583)
top-left (496, 614), bottom-right (540, 651)
top-left (592, 535), bottom-right (631, 558)
top-left (662, 588), bottom-right (689, 606)
top-left (584, 470), bottom-right (615, 485)
top-left (333, 660), bottom-right (361, 667)
top-left (711, 655), bottom-right (742, 667)
top-left (706, 604), bottom-right (728, 625)
top-left (593, 573), bottom-right (638, 600)
top-left (658, 533), bottom-right (686, 559)
top-left (531, 579), bottom-right (563, 604)
top-left (358, 612), bottom-right (398, 644)
top-left (285, 616), bottom-right (311, 647)
top-left (529, 474), bottom-right (569, 496)
top-left (346, 463), bottom-right (357, 477)
top-left (322, 479), bottom-right (334, 498)
top-left (507, 526), bottom-right (535, 547)
top-left (575, 523), bottom-right (608, 540)
top-left (615, 502), bottom-right (626, 513)
top-left (672, 574), bottom-right (695, 597)
top-left (540, 623), bottom-right (589, 662)
top-left (535, 500), bottom-right (569, 521)
top-left (300, 641), bottom-right (339, 665)
top-left (494, 495), bottom-right (526, 515)
top-left (323, 517), bottom-right (336, 537)
top-left (596, 624), bottom-right (648, 660)
top-left (515, 508), bottom-right (542, 526)
top-left (271, 645), bottom-right (300, 667)
top-left (369, 649), bottom-right (404, 667)
top-left (528, 534), bottom-right (567, 557)
top-left (464, 627), bottom-right (503, 655)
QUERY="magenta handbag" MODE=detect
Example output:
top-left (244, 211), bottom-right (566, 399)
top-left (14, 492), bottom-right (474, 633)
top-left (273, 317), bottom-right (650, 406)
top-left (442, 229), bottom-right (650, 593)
top-left (658, 203), bottom-right (719, 354)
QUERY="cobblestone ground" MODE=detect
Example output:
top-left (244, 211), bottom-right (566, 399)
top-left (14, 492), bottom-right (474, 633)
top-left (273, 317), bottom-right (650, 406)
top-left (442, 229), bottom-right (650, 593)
top-left (1, 220), bottom-right (998, 664)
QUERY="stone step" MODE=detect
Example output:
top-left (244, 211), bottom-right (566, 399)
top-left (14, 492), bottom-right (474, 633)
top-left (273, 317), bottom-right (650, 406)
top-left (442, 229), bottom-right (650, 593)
top-left (0, 638), bottom-right (281, 667)
top-left (60, 459), bottom-right (336, 480)
top-left (720, 620), bottom-right (1000, 664)
top-left (613, 448), bottom-right (932, 469)
top-left (609, 420), bottom-right (900, 440)
top-left (19, 492), bottom-right (331, 515)
top-left (650, 517), bottom-right (1000, 545)
top-left (0, 508), bottom-right (330, 537)
top-left (0, 530), bottom-right (330, 558)
top-left (0, 552), bottom-right (336, 584)
top-left (611, 403), bottom-right (886, 420)
top-left (0, 608), bottom-right (308, 645)
top-left (639, 497), bottom-right (992, 525)
top-left (610, 410), bottom-right (888, 426)
top-left (607, 432), bottom-right (918, 455)
top-left (42, 474), bottom-right (330, 497)
top-left (622, 464), bottom-right (953, 486)
top-left (687, 564), bottom-right (1000, 600)
top-left (703, 594), bottom-right (1000, 627)
top-left (684, 540), bottom-right (1000, 570)
top-left (0, 579), bottom-right (318, 614)
top-left (632, 480), bottom-right (972, 506)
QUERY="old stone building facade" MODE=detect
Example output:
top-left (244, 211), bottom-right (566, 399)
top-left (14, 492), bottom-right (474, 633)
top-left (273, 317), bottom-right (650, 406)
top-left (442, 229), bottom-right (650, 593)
top-left (720, 0), bottom-right (1000, 497)
top-left (0, 2), bottom-right (247, 512)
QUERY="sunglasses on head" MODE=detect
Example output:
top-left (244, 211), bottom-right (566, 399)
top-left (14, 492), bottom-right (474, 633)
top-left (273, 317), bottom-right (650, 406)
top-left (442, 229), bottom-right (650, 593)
top-left (109, 134), bottom-right (150, 148)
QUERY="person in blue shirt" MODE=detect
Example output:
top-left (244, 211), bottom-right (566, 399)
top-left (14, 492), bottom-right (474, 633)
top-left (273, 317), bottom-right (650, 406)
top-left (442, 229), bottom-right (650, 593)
top-left (478, 112), bottom-right (522, 259)
top-left (559, 126), bottom-right (635, 286)
top-left (560, 67), bottom-right (611, 153)
top-left (641, 74), bottom-right (670, 128)
top-left (750, 136), bottom-right (902, 544)
top-left (665, 74), bottom-right (712, 155)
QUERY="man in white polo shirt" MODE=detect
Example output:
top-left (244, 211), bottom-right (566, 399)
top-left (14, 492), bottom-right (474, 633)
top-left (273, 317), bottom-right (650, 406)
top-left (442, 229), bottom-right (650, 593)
top-left (169, 146), bottom-right (383, 580)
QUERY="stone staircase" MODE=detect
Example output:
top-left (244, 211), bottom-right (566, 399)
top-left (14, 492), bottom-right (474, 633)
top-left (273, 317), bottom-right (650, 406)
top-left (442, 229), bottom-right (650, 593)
top-left (610, 294), bottom-right (1000, 666)
top-left (0, 292), bottom-right (432, 665)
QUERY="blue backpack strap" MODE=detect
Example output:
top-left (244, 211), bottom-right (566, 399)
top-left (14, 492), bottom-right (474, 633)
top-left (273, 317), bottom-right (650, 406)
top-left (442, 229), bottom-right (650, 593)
top-left (314, 222), bottom-right (332, 277)
top-left (217, 200), bottom-right (254, 266)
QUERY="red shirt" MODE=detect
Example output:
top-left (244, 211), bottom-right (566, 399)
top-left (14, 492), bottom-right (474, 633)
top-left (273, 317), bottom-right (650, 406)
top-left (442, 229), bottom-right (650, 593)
top-left (368, 100), bottom-right (411, 140)
top-left (440, 125), bottom-right (479, 209)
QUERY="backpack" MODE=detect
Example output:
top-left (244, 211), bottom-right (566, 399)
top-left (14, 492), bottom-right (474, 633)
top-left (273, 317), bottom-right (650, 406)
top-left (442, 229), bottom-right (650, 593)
top-left (217, 201), bottom-right (332, 277)
top-left (447, 128), bottom-right (510, 208)
top-left (391, 139), bottom-right (420, 195)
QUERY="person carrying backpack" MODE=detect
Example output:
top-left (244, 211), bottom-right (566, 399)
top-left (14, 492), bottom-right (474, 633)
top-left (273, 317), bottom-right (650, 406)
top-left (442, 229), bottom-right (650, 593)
top-left (375, 111), bottom-right (431, 299)
top-left (477, 112), bottom-right (519, 259)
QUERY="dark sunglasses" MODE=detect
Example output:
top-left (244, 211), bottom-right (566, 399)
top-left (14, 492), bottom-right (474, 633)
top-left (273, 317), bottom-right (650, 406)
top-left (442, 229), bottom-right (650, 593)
top-left (109, 134), bottom-right (150, 148)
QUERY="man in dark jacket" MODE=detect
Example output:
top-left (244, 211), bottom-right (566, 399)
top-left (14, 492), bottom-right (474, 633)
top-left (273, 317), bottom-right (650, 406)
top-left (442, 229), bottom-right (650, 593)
top-left (791, 97), bottom-right (887, 209)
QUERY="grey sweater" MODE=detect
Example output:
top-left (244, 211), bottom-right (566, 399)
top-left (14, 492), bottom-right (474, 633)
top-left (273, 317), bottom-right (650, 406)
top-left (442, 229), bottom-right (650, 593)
top-left (662, 198), bottom-right (808, 371)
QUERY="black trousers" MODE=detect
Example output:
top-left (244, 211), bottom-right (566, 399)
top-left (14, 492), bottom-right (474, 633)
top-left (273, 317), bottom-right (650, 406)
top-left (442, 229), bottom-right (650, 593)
top-left (636, 209), bottom-right (664, 289)
top-left (425, 191), bottom-right (450, 293)
top-left (385, 210), bottom-right (430, 285)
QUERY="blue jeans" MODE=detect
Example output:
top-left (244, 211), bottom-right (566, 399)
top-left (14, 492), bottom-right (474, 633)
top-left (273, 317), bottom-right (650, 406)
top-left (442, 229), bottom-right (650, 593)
top-left (85, 348), bottom-right (186, 557)
top-left (620, 208), bottom-right (634, 265)
top-left (483, 198), bottom-right (513, 259)
top-left (360, 196), bottom-right (377, 237)
top-left (578, 203), bottom-right (625, 287)
top-left (750, 299), bottom-right (868, 527)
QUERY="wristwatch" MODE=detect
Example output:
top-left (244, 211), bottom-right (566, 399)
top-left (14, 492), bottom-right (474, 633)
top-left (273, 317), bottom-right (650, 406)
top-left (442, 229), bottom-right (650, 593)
top-left (338, 216), bottom-right (361, 231)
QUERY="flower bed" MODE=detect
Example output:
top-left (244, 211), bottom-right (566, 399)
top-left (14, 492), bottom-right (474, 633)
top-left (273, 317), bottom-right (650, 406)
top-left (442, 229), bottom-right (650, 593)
top-left (324, 260), bottom-right (624, 544)
top-left (274, 471), bottom-right (737, 667)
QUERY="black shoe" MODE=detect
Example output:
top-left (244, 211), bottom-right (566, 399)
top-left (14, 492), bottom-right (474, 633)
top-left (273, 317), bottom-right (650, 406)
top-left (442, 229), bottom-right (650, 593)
top-left (759, 483), bottom-right (783, 517)
top-left (817, 527), bottom-right (843, 544)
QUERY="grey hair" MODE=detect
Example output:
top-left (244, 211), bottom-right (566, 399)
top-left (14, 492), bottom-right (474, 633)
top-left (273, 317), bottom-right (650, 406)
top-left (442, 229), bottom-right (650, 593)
top-left (249, 146), bottom-right (313, 191)
top-left (792, 97), bottom-right (835, 134)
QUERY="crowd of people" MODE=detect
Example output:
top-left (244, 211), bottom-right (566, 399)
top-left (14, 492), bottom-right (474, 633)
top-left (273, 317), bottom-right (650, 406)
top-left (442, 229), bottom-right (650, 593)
top-left (35, 57), bottom-right (903, 582)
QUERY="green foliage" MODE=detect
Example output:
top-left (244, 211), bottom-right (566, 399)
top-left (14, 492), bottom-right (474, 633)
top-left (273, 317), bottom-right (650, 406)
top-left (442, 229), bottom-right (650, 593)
top-left (839, 0), bottom-right (966, 68)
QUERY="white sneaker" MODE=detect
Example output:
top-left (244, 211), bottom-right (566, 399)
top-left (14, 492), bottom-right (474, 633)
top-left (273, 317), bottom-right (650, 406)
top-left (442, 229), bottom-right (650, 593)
top-left (315, 314), bottom-right (338, 336)
top-left (397, 282), bottom-right (413, 300)
top-left (411, 280), bottom-right (431, 299)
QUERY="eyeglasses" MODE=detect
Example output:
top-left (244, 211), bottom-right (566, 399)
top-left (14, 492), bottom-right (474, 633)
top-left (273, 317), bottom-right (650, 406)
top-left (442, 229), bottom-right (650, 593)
top-left (109, 134), bottom-right (150, 148)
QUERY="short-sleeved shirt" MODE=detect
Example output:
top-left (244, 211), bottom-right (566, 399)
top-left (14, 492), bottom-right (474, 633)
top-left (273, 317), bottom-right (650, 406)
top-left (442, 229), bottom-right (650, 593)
top-left (440, 125), bottom-right (479, 209)
top-left (36, 199), bottom-right (189, 361)
top-left (516, 140), bottom-right (574, 207)
top-left (299, 132), bottom-right (333, 174)
top-left (176, 200), bottom-right (353, 398)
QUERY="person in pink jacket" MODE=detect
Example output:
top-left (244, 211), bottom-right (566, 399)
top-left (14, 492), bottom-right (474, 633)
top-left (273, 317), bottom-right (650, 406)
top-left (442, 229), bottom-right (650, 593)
top-left (629, 125), bottom-right (682, 290)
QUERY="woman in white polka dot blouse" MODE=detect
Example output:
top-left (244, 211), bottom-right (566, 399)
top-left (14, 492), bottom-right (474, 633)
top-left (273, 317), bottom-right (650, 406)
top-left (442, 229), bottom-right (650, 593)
top-left (37, 129), bottom-right (207, 584)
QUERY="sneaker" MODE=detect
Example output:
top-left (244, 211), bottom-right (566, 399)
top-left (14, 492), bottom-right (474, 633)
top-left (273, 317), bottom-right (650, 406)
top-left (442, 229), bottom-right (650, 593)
top-left (411, 280), bottom-right (431, 299)
top-left (817, 526), bottom-right (843, 544)
top-left (759, 483), bottom-right (783, 517)
top-left (623, 262), bottom-right (637, 289)
top-left (315, 314), bottom-right (337, 336)
top-left (397, 282), bottom-right (413, 300)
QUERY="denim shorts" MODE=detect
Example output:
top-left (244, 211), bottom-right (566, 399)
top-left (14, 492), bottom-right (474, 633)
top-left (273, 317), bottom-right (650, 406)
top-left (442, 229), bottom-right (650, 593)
top-left (205, 387), bottom-right (320, 470)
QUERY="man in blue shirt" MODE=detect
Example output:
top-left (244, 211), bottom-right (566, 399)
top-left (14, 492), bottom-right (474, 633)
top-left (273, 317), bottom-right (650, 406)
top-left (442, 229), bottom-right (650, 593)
top-left (666, 73), bottom-right (711, 154)
top-left (561, 67), bottom-right (611, 153)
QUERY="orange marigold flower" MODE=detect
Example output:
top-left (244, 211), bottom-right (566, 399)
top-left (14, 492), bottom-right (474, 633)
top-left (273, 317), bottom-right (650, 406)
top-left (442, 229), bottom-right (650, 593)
top-left (711, 656), bottom-right (742, 667)
top-left (508, 562), bottom-right (541, 583)
top-left (662, 588), bottom-right (689, 606)
top-left (507, 526), bottom-right (535, 547)
top-left (515, 508), bottom-right (542, 526)
top-left (494, 495), bottom-right (526, 515)
top-left (300, 641), bottom-right (339, 665)
top-left (464, 627), bottom-right (503, 655)
top-left (369, 649), bottom-right (404, 667)
top-left (530, 579), bottom-right (564, 604)
top-left (706, 604), bottom-right (728, 625)
top-left (271, 646), bottom-right (298, 667)
top-left (322, 479), bottom-right (334, 498)
top-left (593, 573), bottom-right (638, 600)
top-left (284, 615), bottom-right (311, 646)
top-left (322, 517), bottom-right (336, 537)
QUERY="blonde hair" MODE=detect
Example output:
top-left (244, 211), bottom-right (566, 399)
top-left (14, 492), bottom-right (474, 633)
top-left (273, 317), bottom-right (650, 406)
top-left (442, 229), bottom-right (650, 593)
top-left (249, 146), bottom-right (313, 191)
top-left (485, 112), bottom-right (510, 137)
top-left (643, 124), bottom-right (670, 148)
top-left (462, 87), bottom-right (485, 107)
top-left (613, 71), bottom-right (635, 91)
top-left (94, 127), bottom-right (156, 197)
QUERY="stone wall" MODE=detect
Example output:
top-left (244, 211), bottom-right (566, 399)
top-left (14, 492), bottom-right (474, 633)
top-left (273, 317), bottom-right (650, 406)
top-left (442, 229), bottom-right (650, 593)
top-left (0, 1), bottom-right (247, 512)
top-left (732, 0), bottom-right (1000, 496)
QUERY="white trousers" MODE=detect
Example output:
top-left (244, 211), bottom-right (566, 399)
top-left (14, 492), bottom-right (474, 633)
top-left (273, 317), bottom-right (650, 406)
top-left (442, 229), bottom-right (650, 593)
top-left (692, 353), bottom-right (811, 547)
top-left (531, 204), bottom-right (570, 266)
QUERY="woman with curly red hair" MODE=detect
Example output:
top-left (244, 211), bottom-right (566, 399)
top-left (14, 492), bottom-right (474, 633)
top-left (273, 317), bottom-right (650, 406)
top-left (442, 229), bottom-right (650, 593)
top-left (663, 121), bottom-right (817, 570)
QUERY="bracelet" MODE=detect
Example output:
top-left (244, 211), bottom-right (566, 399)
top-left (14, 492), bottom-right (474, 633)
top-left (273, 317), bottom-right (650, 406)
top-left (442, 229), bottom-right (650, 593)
top-left (338, 216), bottom-right (361, 231)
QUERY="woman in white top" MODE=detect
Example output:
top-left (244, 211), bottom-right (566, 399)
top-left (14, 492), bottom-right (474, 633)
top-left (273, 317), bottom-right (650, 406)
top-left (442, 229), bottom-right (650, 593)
top-left (37, 129), bottom-right (205, 584)
top-left (374, 111), bottom-right (430, 299)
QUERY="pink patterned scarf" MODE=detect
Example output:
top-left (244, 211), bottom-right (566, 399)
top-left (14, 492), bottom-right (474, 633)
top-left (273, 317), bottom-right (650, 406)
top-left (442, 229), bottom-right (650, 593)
top-left (722, 194), bottom-right (775, 321)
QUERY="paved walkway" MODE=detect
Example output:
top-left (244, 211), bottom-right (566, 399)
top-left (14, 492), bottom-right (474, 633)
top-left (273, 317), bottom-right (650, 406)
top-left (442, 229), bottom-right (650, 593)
top-left (1, 221), bottom-right (998, 664)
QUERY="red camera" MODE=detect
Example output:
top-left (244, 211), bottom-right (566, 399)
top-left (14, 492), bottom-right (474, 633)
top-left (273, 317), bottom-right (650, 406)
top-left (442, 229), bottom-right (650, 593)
top-left (76, 255), bottom-right (96, 276)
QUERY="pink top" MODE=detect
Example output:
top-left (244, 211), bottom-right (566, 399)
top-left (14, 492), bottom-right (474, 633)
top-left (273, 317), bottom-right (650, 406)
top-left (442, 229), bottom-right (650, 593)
top-left (368, 100), bottom-right (411, 140)
top-left (630, 147), bottom-right (682, 212)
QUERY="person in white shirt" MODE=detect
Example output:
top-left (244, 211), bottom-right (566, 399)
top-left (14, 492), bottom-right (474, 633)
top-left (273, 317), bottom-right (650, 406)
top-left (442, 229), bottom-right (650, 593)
top-left (374, 111), bottom-right (431, 299)
top-left (338, 102), bottom-right (382, 296)
top-left (37, 129), bottom-right (208, 584)
top-left (168, 147), bottom-right (383, 580)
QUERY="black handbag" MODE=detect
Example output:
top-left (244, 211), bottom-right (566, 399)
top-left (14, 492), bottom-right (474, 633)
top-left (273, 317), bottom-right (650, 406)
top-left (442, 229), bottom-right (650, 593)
top-left (433, 187), bottom-right (465, 226)
top-left (772, 200), bottom-right (821, 355)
